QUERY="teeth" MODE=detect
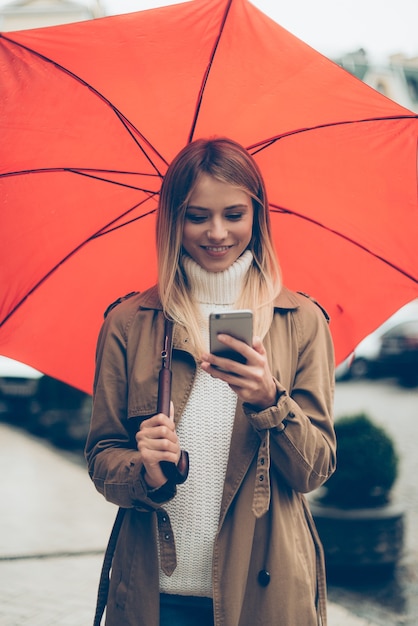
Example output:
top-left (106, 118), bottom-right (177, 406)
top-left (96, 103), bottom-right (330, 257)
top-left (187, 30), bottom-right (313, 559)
top-left (206, 246), bottom-right (229, 251)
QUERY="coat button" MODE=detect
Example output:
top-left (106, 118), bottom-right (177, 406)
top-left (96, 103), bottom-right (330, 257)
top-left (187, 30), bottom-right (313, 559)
top-left (258, 569), bottom-right (271, 586)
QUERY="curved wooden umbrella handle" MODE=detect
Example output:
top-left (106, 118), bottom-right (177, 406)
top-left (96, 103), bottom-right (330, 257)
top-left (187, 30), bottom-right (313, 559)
top-left (157, 320), bottom-right (189, 485)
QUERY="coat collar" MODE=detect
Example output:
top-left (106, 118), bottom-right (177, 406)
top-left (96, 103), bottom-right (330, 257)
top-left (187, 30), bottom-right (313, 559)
top-left (136, 285), bottom-right (162, 310)
top-left (136, 284), bottom-right (300, 312)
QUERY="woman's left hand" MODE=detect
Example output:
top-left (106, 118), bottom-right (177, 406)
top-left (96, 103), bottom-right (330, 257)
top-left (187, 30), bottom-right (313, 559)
top-left (201, 335), bottom-right (278, 411)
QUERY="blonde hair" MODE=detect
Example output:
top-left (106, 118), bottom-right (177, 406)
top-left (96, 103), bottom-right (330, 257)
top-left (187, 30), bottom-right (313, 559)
top-left (156, 137), bottom-right (281, 354)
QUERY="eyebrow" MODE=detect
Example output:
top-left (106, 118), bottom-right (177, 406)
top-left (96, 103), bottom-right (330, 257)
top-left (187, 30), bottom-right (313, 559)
top-left (186, 203), bottom-right (250, 211)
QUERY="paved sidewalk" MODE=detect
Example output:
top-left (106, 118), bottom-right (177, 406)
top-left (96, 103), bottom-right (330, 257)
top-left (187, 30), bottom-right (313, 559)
top-left (0, 423), bottom-right (378, 626)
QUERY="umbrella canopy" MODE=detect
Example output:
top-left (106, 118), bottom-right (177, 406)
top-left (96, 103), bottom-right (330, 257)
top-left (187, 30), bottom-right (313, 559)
top-left (1, 0), bottom-right (417, 395)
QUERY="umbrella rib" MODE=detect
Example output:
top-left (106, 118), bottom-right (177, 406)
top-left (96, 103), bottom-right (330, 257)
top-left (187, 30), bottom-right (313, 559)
top-left (67, 167), bottom-right (161, 193)
top-left (270, 205), bottom-right (418, 284)
top-left (0, 199), bottom-right (158, 329)
top-left (111, 110), bottom-right (168, 173)
top-left (0, 167), bottom-right (161, 193)
top-left (187, 0), bottom-right (233, 143)
top-left (247, 114), bottom-right (418, 154)
top-left (91, 206), bottom-right (157, 238)
top-left (0, 34), bottom-right (168, 175)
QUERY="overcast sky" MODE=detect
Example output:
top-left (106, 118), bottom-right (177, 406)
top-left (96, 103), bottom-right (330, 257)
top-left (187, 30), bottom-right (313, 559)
top-left (101, 0), bottom-right (417, 63)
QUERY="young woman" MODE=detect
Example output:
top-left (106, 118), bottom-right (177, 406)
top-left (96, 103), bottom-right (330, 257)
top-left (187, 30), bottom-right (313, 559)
top-left (85, 138), bottom-right (336, 626)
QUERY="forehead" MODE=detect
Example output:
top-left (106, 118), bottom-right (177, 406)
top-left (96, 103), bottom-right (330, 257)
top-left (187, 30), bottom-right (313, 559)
top-left (188, 173), bottom-right (251, 209)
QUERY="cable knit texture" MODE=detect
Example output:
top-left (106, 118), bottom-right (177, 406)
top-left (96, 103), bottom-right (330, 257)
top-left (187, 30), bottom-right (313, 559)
top-left (159, 251), bottom-right (253, 597)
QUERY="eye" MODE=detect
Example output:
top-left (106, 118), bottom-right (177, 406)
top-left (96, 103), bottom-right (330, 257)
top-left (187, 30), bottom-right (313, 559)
top-left (226, 212), bottom-right (244, 221)
top-left (185, 213), bottom-right (207, 224)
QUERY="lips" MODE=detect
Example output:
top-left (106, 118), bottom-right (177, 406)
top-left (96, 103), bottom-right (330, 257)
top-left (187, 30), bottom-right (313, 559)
top-left (202, 245), bottom-right (232, 256)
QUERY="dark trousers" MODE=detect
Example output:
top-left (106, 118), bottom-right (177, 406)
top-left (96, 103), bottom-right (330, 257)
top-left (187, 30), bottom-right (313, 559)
top-left (160, 593), bottom-right (214, 626)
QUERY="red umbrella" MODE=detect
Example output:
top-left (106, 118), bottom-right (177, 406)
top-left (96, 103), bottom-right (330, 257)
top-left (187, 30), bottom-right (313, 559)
top-left (1, 0), bottom-right (417, 395)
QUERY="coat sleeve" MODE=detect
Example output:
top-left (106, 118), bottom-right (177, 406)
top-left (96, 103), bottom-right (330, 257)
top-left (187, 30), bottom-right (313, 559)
top-left (84, 304), bottom-right (176, 510)
top-left (244, 296), bottom-right (336, 494)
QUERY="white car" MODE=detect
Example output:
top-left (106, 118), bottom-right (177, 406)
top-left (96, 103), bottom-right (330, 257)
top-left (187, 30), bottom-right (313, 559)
top-left (336, 299), bottom-right (418, 380)
top-left (0, 356), bottom-right (43, 420)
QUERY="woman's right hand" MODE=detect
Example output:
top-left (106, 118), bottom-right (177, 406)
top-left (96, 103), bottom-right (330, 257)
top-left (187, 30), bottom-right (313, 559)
top-left (135, 402), bottom-right (181, 489)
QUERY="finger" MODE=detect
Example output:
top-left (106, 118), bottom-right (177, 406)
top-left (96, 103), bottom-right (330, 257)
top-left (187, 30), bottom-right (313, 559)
top-left (139, 413), bottom-right (175, 438)
top-left (139, 433), bottom-right (179, 452)
top-left (201, 355), bottom-right (244, 377)
top-left (136, 427), bottom-right (179, 456)
top-left (140, 443), bottom-right (180, 469)
top-left (252, 335), bottom-right (266, 355)
top-left (203, 333), bottom-right (254, 373)
top-left (215, 333), bottom-right (253, 358)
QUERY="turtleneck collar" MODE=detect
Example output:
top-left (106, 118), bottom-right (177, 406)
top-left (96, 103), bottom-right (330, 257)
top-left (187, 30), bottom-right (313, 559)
top-left (182, 250), bottom-right (253, 306)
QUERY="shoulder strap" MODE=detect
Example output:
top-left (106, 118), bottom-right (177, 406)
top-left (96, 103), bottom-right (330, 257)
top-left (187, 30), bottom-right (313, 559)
top-left (297, 291), bottom-right (330, 323)
top-left (93, 507), bottom-right (126, 626)
top-left (103, 291), bottom-right (139, 318)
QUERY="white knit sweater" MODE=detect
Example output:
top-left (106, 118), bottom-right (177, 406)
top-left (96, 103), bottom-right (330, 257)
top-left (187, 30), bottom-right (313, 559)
top-left (159, 250), bottom-right (253, 597)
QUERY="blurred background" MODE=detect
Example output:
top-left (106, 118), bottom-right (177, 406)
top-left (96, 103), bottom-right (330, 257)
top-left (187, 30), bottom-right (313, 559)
top-left (1, 2), bottom-right (418, 625)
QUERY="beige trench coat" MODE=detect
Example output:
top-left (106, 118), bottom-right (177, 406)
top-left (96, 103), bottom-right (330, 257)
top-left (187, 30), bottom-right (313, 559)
top-left (85, 285), bottom-right (336, 626)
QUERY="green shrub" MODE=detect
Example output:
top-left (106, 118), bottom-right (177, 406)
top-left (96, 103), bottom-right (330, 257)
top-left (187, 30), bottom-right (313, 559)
top-left (322, 412), bottom-right (399, 507)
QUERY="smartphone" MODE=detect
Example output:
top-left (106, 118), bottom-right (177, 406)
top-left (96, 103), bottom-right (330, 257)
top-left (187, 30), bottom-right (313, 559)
top-left (209, 310), bottom-right (253, 364)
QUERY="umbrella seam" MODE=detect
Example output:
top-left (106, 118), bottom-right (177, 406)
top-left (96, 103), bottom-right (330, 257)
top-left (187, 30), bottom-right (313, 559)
top-left (187, 0), bottom-right (234, 143)
top-left (0, 197), bottom-right (158, 329)
top-left (248, 115), bottom-right (418, 154)
top-left (0, 33), bottom-right (168, 175)
top-left (0, 167), bottom-right (162, 192)
top-left (269, 206), bottom-right (418, 285)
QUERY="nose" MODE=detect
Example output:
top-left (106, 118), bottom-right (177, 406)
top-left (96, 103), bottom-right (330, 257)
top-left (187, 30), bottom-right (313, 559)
top-left (207, 217), bottom-right (227, 240)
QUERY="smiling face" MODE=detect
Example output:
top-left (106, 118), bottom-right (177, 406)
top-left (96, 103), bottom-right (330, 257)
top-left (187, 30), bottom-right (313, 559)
top-left (182, 173), bottom-right (254, 273)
